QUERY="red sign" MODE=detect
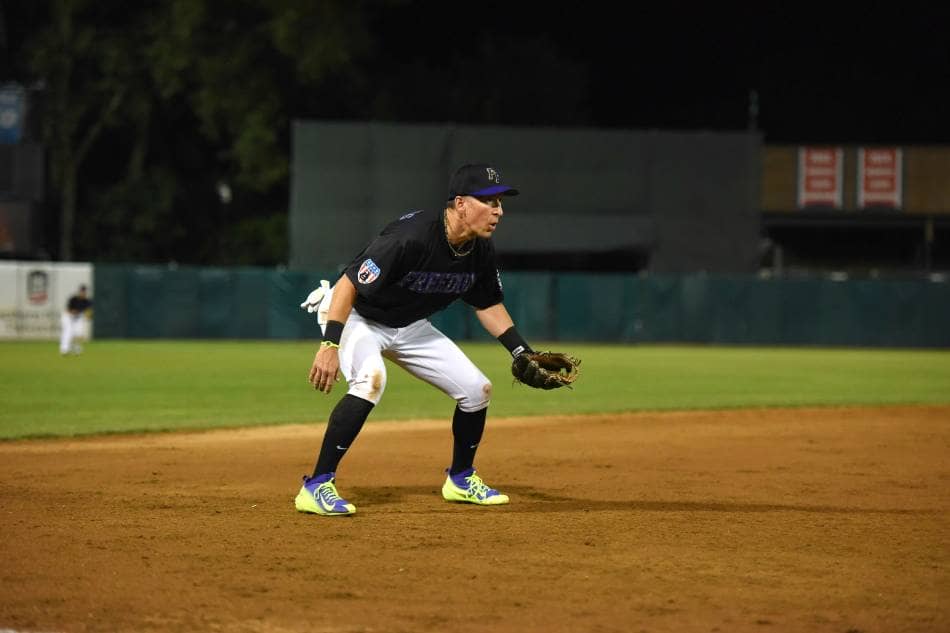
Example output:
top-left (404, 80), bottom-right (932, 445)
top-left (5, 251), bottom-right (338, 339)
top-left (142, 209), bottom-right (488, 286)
top-left (797, 147), bottom-right (843, 208)
top-left (857, 147), bottom-right (902, 209)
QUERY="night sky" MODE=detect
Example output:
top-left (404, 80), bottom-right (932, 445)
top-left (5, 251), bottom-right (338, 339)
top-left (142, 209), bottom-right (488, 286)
top-left (3, 1), bottom-right (948, 144)
top-left (367, 2), bottom-right (950, 144)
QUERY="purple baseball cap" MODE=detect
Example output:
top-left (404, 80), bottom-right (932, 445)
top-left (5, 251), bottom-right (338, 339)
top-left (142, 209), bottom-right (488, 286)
top-left (446, 164), bottom-right (520, 200)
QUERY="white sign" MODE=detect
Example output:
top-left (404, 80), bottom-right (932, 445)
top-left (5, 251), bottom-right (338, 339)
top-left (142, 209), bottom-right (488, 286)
top-left (0, 261), bottom-right (93, 339)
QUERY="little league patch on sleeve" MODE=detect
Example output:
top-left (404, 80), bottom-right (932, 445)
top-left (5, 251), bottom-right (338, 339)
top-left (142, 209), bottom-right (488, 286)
top-left (358, 258), bottom-right (381, 284)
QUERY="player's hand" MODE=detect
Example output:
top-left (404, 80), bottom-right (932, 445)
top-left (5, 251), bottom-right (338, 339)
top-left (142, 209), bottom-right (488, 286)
top-left (309, 345), bottom-right (341, 394)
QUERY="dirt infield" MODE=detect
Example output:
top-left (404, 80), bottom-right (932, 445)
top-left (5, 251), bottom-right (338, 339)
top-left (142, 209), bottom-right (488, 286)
top-left (1, 405), bottom-right (948, 633)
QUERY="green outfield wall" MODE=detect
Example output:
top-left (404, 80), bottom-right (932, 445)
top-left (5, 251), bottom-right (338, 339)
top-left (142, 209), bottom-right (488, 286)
top-left (290, 121), bottom-right (762, 274)
top-left (92, 265), bottom-right (950, 347)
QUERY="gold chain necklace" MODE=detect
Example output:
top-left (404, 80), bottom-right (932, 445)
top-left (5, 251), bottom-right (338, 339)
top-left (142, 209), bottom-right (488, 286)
top-left (443, 211), bottom-right (475, 257)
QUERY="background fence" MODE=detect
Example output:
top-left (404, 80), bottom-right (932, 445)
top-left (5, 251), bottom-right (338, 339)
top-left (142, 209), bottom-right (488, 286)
top-left (89, 264), bottom-right (950, 347)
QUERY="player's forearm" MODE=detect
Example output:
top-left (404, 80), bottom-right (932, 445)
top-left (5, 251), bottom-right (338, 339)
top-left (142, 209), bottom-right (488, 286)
top-left (320, 276), bottom-right (357, 347)
top-left (475, 303), bottom-right (515, 338)
top-left (327, 275), bottom-right (357, 323)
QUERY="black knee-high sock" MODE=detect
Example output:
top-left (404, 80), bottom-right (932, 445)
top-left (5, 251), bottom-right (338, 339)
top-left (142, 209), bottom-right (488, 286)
top-left (313, 394), bottom-right (375, 478)
top-left (450, 406), bottom-right (487, 476)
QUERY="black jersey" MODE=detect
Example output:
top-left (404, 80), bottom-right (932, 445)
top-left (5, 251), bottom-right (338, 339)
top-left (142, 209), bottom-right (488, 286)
top-left (67, 296), bottom-right (92, 313)
top-left (342, 210), bottom-right (504, 327)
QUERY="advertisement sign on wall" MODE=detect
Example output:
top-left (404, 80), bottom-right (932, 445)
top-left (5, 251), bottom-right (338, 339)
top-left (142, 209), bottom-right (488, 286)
top-left (857, 147), bottom-right (902, 209)
top-left (0, 261), bottom-right (93, 339)
top-left (797, 146), bottom-right (844, 209)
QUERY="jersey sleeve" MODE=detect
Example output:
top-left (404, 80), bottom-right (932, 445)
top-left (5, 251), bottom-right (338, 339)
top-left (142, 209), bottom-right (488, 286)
top-left (462, 243), bottom-right (504, 309)
top-left (343, 230), bottom-right (411, 299)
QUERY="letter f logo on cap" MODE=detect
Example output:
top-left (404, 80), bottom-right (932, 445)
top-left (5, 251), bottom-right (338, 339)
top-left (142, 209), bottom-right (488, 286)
top-left (446, 163), bottom-right (519, 200)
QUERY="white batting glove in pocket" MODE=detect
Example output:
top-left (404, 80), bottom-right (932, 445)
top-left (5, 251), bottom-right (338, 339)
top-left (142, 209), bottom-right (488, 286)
top-left (300, 279), bottom-right (331, 313)
top-left (316, 285), bottom-right (334, 336)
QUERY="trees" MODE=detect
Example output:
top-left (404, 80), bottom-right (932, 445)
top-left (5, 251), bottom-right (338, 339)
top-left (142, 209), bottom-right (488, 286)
top-left (27, 0), bottom-right (132, 261)
top-left (25, 0), bottom-right (370, 263)
top-left (19, 1), bottom-right (587, 264)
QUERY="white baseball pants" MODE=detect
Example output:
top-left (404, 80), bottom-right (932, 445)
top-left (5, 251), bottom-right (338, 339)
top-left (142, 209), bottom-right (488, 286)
top-left (339, 310), bottom-right (492, 412)
top-left (60, 313), bottom-right (88, 354)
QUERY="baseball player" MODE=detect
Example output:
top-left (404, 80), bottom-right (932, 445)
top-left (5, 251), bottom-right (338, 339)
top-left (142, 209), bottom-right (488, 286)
top-left (295, 163), bottom-right (539, 516)
top-left (60, 284), bottom-right (92, 355)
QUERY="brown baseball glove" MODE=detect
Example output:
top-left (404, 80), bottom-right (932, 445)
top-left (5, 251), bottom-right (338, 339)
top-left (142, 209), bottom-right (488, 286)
top-left (511, 351), bottom-right (581, 390)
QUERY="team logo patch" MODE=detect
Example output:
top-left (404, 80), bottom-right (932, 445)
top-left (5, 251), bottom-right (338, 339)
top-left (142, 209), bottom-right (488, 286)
top-left (357, 258), bottom-right (381, 284)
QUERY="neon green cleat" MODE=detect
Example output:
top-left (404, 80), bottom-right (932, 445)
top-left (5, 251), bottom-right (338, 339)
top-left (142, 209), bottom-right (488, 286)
top-left (442, 468), bottom-right (509, 505)
top-left (294, 473), bottom-right (356, 516)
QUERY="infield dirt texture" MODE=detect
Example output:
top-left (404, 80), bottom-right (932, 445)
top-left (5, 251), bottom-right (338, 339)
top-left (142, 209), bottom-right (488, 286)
top-left (1, 405), bottom-right (948, 633)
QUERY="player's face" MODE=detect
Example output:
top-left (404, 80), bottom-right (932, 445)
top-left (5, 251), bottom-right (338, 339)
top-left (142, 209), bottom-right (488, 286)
top-left (466, 195), bottom-right (505, 237)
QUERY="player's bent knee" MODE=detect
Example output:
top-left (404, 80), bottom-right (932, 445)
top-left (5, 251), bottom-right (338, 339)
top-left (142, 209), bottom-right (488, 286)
top-left (347, 367), bottom-right (387, 405)
top-left (457, 379), bottom-right (492, 412)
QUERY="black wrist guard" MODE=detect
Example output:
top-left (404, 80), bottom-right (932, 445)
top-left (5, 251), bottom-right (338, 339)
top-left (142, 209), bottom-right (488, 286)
top-left (498, 326), bottom-right (532, 357)
top-left (323, 320), bottom-right (344, 345)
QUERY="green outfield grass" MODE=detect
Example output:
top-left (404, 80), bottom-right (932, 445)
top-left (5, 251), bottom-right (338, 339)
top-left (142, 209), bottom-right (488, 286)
top-left (1, 340), bottom-right (948, 440)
